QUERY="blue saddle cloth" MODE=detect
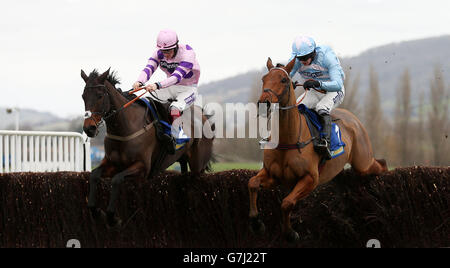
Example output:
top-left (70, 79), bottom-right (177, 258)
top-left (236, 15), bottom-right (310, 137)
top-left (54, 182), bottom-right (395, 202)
top-left (138, 98), bottom-right (190, 148)
top-left (298, 104), bottom-right (345, 158)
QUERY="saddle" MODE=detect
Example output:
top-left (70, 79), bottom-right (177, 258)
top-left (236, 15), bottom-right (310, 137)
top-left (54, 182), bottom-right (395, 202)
top-left (119, 89), bottom-right (184, 147)
top-left (138, 97), bottom-right (191, 142)
top-left (298, 104), bottom-right (346, 160)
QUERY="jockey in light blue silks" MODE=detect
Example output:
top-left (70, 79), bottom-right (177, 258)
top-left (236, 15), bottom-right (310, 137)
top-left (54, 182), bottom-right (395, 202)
top-left (290, 36), bottom-right (345, 159)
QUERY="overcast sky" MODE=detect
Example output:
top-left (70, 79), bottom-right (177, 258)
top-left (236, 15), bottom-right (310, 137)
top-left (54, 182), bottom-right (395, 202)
top-left (1, 0), bottom-right (449, 118)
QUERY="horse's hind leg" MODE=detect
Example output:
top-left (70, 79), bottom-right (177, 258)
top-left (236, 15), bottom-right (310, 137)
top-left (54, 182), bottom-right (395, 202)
top-left (106, 162), bottom-right (144, 228)
top-left (367, 158), bottom-right (388, 174)
top-left (248, 169), bottom-right (277, 235)
top-left (375, 158), bottom-right (388, 173)
top-left (354, 157), bottom-right (388, 176)
top-left (349, 123), bottom-right (388, 176)
top-left (187, 138), bottom-right (213, 178)
top-left (178, 155), bottom-right (189, 175)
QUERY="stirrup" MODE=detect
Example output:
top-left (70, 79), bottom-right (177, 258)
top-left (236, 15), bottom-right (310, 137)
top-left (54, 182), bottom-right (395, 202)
top-left (315, 139), bottom-right (332, 160)
top-left (315, 138), bottom-right (328, 148)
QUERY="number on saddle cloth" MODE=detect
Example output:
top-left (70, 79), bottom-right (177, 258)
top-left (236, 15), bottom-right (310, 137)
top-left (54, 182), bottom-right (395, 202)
top-left (298, 104), bottom-right (346, 159)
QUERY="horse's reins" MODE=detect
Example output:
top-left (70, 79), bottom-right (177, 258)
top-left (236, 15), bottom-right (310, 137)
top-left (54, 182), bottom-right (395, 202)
top-left (84, 84), bottom-right (155, 141)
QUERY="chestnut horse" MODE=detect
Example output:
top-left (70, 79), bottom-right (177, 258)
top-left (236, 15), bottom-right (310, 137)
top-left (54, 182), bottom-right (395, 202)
top-left (248, 58), bottom-right (388, 242)
top-left (81, 69), bottom-right (214, 228)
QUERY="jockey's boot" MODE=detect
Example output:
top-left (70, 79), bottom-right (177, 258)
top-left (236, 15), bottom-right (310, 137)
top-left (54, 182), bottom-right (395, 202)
top-left (317, 113), bottom-right (332, 160)
top-left (155, 121), bottom-right (176, 155)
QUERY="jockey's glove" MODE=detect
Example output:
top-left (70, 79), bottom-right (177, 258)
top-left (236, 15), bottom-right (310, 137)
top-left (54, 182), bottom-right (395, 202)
top-left (133, 81), bottom-right (144, 90)
top-left (303, 79), bottom-right (321, 90)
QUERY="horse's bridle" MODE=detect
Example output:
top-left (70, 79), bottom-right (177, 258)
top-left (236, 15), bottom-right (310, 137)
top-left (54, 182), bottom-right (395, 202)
top-left (84, 84), bottom-right (121, 133)
top-left (260, 67), bottom-right (316, 152)
top-left (262, 67), bottom-right (298, 111)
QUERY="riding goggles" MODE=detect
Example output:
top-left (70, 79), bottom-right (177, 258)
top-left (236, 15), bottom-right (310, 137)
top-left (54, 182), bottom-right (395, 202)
top-left (296, 51), bottom-right (315, 62)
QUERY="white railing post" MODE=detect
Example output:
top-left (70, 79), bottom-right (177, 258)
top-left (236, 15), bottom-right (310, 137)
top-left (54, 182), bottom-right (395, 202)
top-left (52, 136), bottom-right (57, 172)
top-left (16, 135), bottom-right (21, 172)
top-left (5, 136), bottom-right (10, 173)
top-left (74, 137), bottom-right (80, 172)
top-left (84, 135), bottom-right (91, 171)
top-left (57, 136), bottom-right (63, 171)
top-left (0, 135), bottom-right (3, 172)
top-left (11, 135), bottom-right (16, 172)
top-left (34, 136), bottom-right (40, 171)
top-left (30, 135), bottom-right (34, 172)
top-left (69, 137), bottom-right (75, 171)
top-left (22, 136), bottom-right (27, 171)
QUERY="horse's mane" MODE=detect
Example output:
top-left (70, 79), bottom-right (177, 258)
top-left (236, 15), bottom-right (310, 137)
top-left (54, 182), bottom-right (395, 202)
top-left (87, 69), bottom-right (137, 100)
top-left (88, 69), bottom-right (121, 88)
top-left (87, 70), bottom-right (167, 116)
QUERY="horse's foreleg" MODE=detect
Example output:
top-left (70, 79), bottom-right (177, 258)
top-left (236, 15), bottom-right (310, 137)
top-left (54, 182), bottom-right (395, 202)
top-left (248, 168), bottom-right (277, 235)
top-left (106, 162), bottom-right (144, 227)
top-left (281, 173), bottom-right (318, 242)
top-left (87, 164), bottom-right (105, 219)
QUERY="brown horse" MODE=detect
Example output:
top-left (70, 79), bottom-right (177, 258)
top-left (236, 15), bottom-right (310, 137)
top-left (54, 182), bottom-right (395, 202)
top-left (81, 69), bottom-right (214, 228)
top-left (248, 58), bottom-right (388, 242)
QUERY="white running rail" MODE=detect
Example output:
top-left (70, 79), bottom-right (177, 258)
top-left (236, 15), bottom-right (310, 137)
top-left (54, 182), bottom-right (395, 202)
top-left (0, 131), bottom-right (91, 173)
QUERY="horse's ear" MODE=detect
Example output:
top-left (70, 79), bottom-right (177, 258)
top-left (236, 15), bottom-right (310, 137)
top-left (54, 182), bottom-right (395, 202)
top-left (98, 68), bottom-right (110, 84)
top-left (81, 70), bottom-right (89, 83)
top-left (266, 57), bottom-right (274, 71)
top-left (284, 58), bottom-right (296, 74)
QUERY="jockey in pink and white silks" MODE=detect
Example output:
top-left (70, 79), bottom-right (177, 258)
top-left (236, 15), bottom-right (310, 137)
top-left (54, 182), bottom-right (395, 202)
top-left (133, 29), bottom-right (200, 150)
top-left (290, 36), bottom-right (345, 159)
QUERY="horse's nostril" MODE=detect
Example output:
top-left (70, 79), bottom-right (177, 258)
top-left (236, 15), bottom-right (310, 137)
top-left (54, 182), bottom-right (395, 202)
top-left (83, 125), bottom-right (97, 137)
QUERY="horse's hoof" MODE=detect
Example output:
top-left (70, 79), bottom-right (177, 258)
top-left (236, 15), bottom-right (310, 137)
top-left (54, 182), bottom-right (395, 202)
top-left (284, 229), bottom-right (300, 243)
top-left (249, 216), bottom-right (266, 235)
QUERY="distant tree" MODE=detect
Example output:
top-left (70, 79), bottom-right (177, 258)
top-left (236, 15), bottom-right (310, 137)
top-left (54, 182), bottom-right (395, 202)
top-left (395, 69), bottom-right (412, 166)
top-left (414, 92), bottom-right (426, 165)
top-left (340, 69), bottom-right (361, 115)
top-left (428, 65), bottom-right (449, 166)
top-left (364, 66), bottom-right (384, 158)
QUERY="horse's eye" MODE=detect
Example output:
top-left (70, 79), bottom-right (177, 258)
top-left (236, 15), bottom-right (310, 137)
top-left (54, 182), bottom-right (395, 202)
top-left (281, 78), bottom-right (288, 83)
top-left (97, 94), bottom-right (103, 100)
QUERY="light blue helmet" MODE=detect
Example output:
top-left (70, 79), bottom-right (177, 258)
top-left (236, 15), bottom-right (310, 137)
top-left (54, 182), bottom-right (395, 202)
top-left (292, 36), bottom-right (316, 57)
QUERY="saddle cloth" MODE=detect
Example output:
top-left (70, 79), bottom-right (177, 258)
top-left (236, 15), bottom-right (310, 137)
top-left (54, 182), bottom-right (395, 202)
top-left (138, 97), bottom-right (190, 150)
top-left (298, 104), bottom-right (345, 159)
